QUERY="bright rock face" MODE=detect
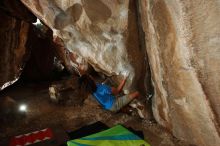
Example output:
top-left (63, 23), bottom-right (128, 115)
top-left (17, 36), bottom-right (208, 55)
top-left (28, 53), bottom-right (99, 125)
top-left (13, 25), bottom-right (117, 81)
top-left (20, 0), bottom-right (146, 91)
top-left (138, 0), bottom-right (220, 146)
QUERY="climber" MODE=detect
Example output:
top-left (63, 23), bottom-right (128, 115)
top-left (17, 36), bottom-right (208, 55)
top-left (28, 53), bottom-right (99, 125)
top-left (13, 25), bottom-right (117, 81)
top-left (78, 74), bottom-right (140, 112)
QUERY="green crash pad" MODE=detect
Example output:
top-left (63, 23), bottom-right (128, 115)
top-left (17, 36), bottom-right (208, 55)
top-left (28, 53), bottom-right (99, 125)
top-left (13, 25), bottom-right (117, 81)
top-left (67, 125), bottom-right (150, 146)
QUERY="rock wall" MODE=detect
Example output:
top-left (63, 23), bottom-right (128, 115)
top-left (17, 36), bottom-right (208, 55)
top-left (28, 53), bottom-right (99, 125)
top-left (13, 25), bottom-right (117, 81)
top-left (0, 0), bottom-right (36, 90)
top-left (20, 0), bottom-right (147, 91)
top-left (0, 0), bottom-right (36, 22)
top-left (0, 10), bottom-right (30, 90)
top-left (138, 0), bottom-right (220, 145)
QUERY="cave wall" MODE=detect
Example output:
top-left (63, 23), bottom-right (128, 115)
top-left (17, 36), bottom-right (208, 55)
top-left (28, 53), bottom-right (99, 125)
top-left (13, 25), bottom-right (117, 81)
top-left (0, 0), bottom-right (36, 90)
top-left (138, 0), bottom-right (220, 146)
top-left (21, 27), bottom-right (57, 81)
top-left (20, 0), bottom-right (148, 92)
top-left (0, 0), bottom-right (35, 22)
top-left (0, 10), bottom-right (30, 90)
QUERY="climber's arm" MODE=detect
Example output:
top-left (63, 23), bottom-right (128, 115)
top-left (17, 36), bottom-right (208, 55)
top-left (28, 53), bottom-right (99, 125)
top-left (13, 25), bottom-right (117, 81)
top-left (111, 76), bottom-right (128, 96)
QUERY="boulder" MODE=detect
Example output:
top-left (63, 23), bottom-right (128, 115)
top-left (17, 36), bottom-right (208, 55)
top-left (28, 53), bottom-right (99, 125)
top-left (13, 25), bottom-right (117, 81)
top-left (52, 36), bottom-right (90, 75)
top-left (138, 0), bottom-right (220, 145)
top-left (20, 0), bottom-right (149, 92)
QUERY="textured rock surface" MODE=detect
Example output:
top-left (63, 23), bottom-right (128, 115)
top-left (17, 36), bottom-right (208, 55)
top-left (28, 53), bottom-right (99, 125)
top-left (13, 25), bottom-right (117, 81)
top-left (0, 10), bottom-right (30, 90)
top-left (20, 0), bottom-right (147, 91)
top-left (0, 0), bottom-right (36, 22)
top-left (138, 0), bottom-right (220, 145)
top-left (53, 36), bottom-right (90, 75)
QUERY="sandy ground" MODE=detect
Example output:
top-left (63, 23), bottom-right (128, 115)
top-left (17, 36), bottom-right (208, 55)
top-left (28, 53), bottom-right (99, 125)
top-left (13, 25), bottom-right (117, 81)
top-left (0, 81), bottom-right (191, 146)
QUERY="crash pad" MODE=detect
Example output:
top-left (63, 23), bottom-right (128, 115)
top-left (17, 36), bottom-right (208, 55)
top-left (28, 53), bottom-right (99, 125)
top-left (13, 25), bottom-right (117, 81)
top-left (67, 125), bottom-right (150, 146)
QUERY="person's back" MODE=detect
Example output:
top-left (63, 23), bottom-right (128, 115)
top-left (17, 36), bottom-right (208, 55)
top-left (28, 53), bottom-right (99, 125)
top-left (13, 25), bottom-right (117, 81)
top-left (93, 83), bottom-right (115, 110)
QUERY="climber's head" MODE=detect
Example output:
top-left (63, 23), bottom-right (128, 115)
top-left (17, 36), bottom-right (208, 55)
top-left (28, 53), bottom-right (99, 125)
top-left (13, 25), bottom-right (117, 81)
top-left (78, 74), bottom-right (97, 94)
